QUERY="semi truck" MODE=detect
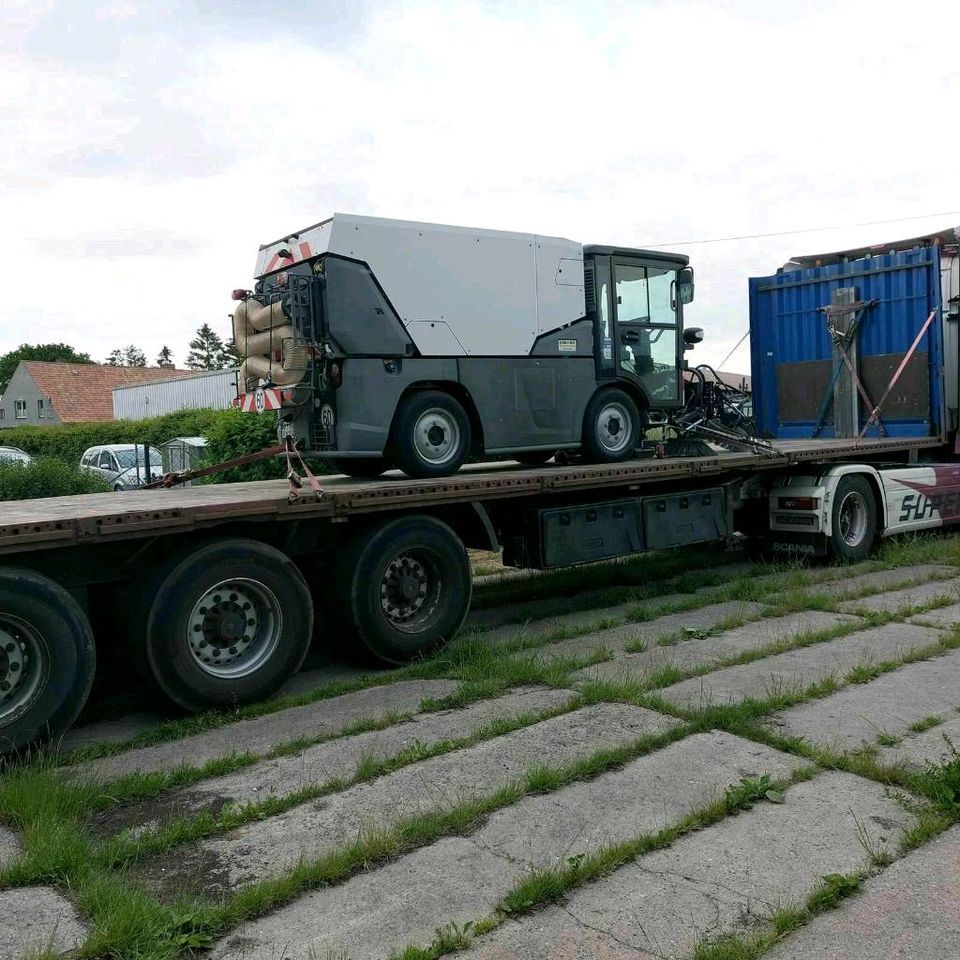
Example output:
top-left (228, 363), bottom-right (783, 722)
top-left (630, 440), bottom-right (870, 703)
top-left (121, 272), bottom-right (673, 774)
top-left (1, 224), bottom-right (957, 756)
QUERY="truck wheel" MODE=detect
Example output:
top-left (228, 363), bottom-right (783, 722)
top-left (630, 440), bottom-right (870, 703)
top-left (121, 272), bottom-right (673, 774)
top-left (337, 515), bottom-right (471, 664)
top-left (390, 390), bottom-right (472, 478)
top-left (0, 568), bottom-right (95, 756)
top-left (582, 388), bottom-right (642, 462)
top-left (830, 475), bottom-right (877, 562)
top-left (337, 458), bottom-right (389, 478)
top-left (138, 540), bottom-right (313, 712)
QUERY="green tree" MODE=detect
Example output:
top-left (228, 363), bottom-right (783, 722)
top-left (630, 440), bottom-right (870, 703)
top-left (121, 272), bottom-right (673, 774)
top-left (156, 345), bottom-right (174, 367)
top-left (105, 345), bottom-right (147, 367)
top-left (186, 323), bottom-right (228, 370)
top-left (222, 336), bottom-right (243, 368)
top-left (0, 343), bottom-right (92, 393)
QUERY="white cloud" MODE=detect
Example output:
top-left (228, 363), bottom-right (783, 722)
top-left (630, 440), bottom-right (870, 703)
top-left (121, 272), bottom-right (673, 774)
top-left (2, 0), bottom-right (959, 372)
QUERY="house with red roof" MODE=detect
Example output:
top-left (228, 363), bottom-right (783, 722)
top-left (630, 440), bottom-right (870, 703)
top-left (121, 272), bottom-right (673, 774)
top-left (0, 361), bottom-right (196, 427)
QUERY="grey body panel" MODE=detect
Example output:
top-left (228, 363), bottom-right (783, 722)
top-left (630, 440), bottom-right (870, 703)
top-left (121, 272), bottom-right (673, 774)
top-left (308, 357), bottom-right (598, 457)
top-left (458, 357), bottom-right (597, 452)
top-left (530, 317), bottom-right (595, 357)
top-left (330, 358), bottom-right (460, 455)
top-left (324, 257), bottom-right (414, 357)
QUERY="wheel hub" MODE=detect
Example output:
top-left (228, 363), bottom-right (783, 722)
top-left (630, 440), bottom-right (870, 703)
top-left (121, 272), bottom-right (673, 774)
top-left (598, 401), bottom-right (632, 453)
top-left (414, 409), bottom-right (460, 465)
top-left (838, 492), bottom-right (868, 546)
top-left (0, 627), bottom-right (25, 699)
top-left (381, 556), bottom-right (429, 623)
top-left (187, 579), bottom-right (282, 679)
top-left (0, 617), bottom-right (45, 724)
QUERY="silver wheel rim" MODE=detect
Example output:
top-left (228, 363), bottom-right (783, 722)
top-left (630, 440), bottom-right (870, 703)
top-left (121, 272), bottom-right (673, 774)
top-left (838, 491), bottom-right (869, 546)
top-left (0, 616), bottom-right (48, 727)
top-left (379, 551), bottom-right (443, 634)
top-left (186, 578), bottom-right (282, 679)
top-left (413, 408), bottom-right (460, 465)
top-left (596, 401), bottom-right (633, 454)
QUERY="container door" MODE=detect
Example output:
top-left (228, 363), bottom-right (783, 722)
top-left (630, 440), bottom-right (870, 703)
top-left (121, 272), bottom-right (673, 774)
top-left (750, 248), bottom-right (943, 440)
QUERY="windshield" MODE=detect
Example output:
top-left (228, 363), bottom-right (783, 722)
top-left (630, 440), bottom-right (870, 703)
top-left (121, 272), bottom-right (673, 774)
top-left (115, 448), bottom-right (162, 469)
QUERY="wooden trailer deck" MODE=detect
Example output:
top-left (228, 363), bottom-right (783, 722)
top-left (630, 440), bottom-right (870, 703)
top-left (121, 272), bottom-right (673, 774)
top-left (0, 436), bottom-right (941, 556)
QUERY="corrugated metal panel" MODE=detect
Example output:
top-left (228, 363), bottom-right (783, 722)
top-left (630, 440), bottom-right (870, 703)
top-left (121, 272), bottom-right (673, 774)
top-left (750, 248), bottom-right (944, 440)
top-left (112, 370), bottom-right (238, 420)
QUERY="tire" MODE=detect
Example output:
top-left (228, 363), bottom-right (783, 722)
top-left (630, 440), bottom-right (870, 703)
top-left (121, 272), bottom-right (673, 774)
top-left (830, 475), bottom-right (877, 562)
top-left (582, 388), bottom-right (642, 462)
top-left (513, 451), bottom-right (554, 466)
top-left (136, 539), bottom-right (313, 712)
top-left (336, 515), bottom-right (471, 664)
top-left (389, 390), bottom-right (472, 478)
top-left (337, 458), bottom-right (389, 479)
top-left (0, 568), bottom-right (96, 756)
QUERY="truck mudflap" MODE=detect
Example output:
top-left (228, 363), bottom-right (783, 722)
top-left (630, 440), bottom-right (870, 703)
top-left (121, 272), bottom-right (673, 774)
top-left (769, 531), bottom-right (829, 557)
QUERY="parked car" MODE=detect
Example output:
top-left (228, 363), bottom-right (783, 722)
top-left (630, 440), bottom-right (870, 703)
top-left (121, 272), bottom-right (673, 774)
top-left (0, 445), bottom-right (33, 466)
top-left (79, 444), bottom-right (163, 491)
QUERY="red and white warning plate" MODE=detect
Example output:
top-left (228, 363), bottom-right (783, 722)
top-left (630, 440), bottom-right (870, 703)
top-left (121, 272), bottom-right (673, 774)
top-left (235, 387), bottom-right (281, 413)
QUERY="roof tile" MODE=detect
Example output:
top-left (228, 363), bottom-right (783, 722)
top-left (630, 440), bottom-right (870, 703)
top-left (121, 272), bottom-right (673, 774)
top-left (21, 362), bottom-right (199, 423)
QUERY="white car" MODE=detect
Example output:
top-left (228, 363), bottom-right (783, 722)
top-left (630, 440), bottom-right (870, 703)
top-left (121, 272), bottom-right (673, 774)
top-left (0, 445), bottom-right (33, 466)
top-left (79, 444), bottom-right (162, 491)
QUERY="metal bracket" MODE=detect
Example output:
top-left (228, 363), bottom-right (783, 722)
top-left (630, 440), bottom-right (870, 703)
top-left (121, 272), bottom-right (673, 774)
top-left (812, 299), bottom-right (883, 438)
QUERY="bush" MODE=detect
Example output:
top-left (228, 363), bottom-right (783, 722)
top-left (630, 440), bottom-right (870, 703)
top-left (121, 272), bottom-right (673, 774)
top-left (0, 408), bottom-right (334, 486)
top-left (200, 408), bottom-right (288, 483)
top-left (0, 458), bottom-right (111, 501)
top-left (0, 409), bottom-right (225, 466)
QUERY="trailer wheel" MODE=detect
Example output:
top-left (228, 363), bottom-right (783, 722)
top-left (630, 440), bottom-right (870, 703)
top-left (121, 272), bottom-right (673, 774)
top-left (337, 515), bottom-right (471, 664)
top-left (138, 540), bottom-right (313, 712)
top-left (337, 458), bottom-right (389, 478)
top-left (390, 390), bottom-right (472, 478)
top-left (830, 475), bottom-right (877, 562)
top-left (582, 388), bottom-right (642, 462)
top-left (0, 568), bottom-right (95, 756)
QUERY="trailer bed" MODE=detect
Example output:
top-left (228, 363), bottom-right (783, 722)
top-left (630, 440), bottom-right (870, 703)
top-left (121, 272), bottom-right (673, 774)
top-left (0, 436), bottom-right (940, 556)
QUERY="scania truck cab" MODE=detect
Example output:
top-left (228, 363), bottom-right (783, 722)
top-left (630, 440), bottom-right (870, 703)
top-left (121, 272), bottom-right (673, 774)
top-left (233, 214), bottom-right (696, 478)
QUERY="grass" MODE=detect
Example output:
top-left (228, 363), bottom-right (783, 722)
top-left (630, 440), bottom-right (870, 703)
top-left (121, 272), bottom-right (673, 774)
top-left (6, 533), bottom-right (960, 959)
top-left (907, 714), bottom-right (944, 735)
top-left (390, 767), bottom-right (814, 960)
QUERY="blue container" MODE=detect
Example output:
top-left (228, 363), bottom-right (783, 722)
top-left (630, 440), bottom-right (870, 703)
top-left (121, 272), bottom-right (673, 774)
top-left (749, 248), bottom-right (944, 439)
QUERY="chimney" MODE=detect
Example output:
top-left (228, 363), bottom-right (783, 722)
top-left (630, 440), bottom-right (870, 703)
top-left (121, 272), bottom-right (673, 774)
top-left (159, 361), bottom-right (175, 370)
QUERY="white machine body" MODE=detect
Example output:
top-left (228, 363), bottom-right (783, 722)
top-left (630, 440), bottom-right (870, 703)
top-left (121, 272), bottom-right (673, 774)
top-left (254, 213), bottom-right (586, 357)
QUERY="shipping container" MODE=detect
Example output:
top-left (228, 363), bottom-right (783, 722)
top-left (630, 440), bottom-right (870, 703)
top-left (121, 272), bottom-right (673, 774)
top-left (112, 369), bottom-right (238, 420)
top-left (750, 229), bottom-right (959, 442)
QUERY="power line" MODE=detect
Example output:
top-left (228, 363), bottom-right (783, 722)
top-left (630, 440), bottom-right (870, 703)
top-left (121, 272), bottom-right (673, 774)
top-left (645, 210), bottom-right (960, 248)
top-left (718, 330), bottom-right (750, 369)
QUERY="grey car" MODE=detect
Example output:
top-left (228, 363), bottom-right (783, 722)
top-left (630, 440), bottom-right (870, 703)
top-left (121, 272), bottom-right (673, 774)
top-left (79, 444), bottom-right (162, 491)
top-left (0, 446), bottom-right (33, 466)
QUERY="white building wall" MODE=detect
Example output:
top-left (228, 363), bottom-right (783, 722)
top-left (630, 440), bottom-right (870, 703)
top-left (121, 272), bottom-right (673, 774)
top-left (113, 369), bottom-right (238, 420)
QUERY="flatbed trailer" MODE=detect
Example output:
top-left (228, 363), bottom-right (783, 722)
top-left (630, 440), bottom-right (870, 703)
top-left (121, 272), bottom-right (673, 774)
top-left (0, 434), bottom-right (953, 755)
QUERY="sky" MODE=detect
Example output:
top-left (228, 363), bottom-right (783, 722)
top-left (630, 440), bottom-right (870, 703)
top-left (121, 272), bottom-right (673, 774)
top-left (3, 0), bottom-right (959, 375)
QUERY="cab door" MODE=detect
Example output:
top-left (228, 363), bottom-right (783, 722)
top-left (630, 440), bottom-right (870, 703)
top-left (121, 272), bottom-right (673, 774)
top-left (612, 260), bottom-right (681, 409)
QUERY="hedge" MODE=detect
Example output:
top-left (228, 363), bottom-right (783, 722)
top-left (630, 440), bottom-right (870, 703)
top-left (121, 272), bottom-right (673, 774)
top-left (0, 458), bottom-right (110, 501)
top-left (0, 408), bottom-right (319, 485)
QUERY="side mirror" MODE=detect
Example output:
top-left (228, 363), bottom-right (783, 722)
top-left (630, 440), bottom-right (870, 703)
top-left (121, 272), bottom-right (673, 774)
top-left (683, 327), bottom-right (703, 351)
top-left (678, 267), bottom-right (695, 304)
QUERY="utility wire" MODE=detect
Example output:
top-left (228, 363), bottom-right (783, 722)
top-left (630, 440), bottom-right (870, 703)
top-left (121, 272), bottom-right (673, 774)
top-left (718, 330), bottom-right (750, 369)
top-left (646, 210), bottom-right (960, 248)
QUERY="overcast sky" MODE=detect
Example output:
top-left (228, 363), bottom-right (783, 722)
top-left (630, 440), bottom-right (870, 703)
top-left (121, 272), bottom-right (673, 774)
top-left (4, 0), bottom-right (959, 374)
